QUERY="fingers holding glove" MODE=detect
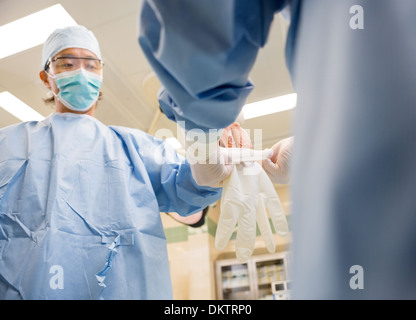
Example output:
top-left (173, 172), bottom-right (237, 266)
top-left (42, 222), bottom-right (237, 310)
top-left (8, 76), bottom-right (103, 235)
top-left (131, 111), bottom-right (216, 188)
top-left (188, 122), bottom-right (252, 188)
top-left (219, 122), bottom-right (252, 149)
top-left (263, 136), bottom-right (294, 184)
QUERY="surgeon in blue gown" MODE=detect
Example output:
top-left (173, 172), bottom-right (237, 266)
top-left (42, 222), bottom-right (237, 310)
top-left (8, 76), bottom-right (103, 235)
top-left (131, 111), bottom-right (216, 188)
top-left (0, 25), bottom-right (242, 300)
top-left (139, 0), bottom-right (416, 299)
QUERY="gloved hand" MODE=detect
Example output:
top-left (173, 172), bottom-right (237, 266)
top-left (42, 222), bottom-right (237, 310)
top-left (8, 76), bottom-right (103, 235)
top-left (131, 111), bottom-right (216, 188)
top-left (187, 122), bottom-right (252, 187)
top-left (262, 137), bottom-right (294, 184)
top-left (216, 160), bottom-right (289, 262)
top-left (188, 146), bottom-right (233, 188)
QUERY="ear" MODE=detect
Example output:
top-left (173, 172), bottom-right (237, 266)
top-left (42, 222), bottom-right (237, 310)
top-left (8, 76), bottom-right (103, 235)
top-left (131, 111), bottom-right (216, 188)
top-left (39, 70), bottom-right (51, 89)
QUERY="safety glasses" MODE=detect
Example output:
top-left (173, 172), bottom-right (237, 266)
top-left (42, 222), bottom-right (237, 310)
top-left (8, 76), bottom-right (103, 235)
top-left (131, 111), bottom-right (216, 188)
top-left (46, 56), bottom-right (103, 74)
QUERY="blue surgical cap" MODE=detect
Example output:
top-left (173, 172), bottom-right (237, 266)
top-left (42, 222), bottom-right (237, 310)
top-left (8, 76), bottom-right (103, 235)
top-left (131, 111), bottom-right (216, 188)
top-left (42, 25), bottom-right (102, 70)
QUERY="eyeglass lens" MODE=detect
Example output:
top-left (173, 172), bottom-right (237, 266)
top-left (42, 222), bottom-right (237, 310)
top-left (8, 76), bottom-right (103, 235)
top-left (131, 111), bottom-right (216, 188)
top-left (51, 56), bottom-right (102, 73)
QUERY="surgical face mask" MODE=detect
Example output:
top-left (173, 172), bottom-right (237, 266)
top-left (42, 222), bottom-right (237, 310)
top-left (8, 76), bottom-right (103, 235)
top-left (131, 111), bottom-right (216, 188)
top-left (48, 68), bottom-right (103, 112)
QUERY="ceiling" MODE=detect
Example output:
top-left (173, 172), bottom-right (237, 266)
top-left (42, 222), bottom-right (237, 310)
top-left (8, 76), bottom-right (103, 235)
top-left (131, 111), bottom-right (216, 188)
top-left (0, 0), bottom-right (295, 149)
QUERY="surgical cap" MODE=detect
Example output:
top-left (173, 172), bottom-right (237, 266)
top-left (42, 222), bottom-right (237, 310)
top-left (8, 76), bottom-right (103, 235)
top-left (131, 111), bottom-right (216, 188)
top-left (42, 25), bottom-right (102, 70)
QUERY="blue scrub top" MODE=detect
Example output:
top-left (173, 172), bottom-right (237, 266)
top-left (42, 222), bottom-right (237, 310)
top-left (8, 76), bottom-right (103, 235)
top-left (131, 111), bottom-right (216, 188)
top-left (0, 113), bottom-right (221, 299)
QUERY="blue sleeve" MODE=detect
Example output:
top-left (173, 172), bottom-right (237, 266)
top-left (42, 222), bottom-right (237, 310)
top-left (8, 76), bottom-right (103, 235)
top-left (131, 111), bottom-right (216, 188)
top-left (111, 126), bottom-right (222, 216)
top-left (138, 0), bottom-right (289, 131)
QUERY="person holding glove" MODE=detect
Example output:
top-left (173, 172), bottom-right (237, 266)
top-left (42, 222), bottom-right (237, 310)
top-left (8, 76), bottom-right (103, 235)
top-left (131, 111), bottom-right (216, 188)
top-left (0, 25), bottom-right (231, 300)
top-left (139, 0), bottom-right (416, 300)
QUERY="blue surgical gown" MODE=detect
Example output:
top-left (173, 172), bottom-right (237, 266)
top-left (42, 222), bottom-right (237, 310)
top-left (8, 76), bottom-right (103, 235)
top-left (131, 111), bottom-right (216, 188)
top-left (139, 0), bottom-right (290, 132)
top-left (139, 0), bottom-right (416, 299)
top-left (0, 113), bottom-right (221, 299)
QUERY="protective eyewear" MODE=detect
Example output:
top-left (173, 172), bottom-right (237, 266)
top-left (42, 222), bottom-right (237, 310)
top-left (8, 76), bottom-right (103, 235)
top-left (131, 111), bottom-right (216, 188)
top-left (46, 56), bottom-right (103, 74)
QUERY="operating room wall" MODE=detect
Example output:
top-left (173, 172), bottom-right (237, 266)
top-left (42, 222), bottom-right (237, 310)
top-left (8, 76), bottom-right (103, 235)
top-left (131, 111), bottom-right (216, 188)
top-left (160, 185), bottom-right (292, 300)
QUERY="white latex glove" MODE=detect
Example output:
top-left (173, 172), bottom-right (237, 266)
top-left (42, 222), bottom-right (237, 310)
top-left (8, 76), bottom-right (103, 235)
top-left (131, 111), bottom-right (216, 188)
top-left (189, 147), bottom-right (272, 187)
top-left (262, 137), bottom-right (294, 184)
top-left (187, 122), bottom-right (252, 188)
top-left (216, 160), bottom-right (289, 262)
top-left (188, 146), bottom-right (233, 188)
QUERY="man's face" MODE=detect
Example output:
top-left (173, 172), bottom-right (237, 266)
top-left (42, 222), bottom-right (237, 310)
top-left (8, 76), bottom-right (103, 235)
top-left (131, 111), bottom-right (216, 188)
top-left (39, 47), bottom-right (102, 115)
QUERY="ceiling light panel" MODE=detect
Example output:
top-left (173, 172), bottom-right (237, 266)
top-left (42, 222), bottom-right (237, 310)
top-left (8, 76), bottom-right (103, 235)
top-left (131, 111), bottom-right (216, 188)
top-left (243, 93), bottom-right (297, 120)
top-left (0, 91), bottom-right (45, 122)
top-left (0, 4), bottom-right (77, 60)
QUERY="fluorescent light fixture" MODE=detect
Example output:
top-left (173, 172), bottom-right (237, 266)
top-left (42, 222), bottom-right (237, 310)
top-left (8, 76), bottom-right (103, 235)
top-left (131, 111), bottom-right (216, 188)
top-left (0, 4), bottom-right (77, 60)
top-left (243, 93), bottom-right (297, 120)
top-left (0, 91), bottom-right (45, 121)
top-left (166, 137), bottom-right (183, 150)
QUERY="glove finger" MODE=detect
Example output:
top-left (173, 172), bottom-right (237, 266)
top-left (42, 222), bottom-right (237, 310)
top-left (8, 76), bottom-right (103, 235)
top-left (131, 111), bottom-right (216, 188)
top-left (266, 197), bottom-right (289, 236)
top-left (262, 158), bottom-right (284, 183)
top-left (230, 126), bottom-right (241, 148)
top-left (258, 169), bottom-right (289, 235)
top-left (262, 158), bottom-right (278, 173)
top-left (216, 200), bottom-right (241, 250)
top-left (235, 201), bottom-right (257, 262)
top-left (256, 197), bottom-right (276, 253)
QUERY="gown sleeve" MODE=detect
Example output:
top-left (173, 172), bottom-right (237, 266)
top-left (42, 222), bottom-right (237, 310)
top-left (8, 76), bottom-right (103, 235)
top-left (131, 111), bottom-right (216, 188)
top-left (138, 0), bottom-right (289, 131)
top-left (111, 126), bottom-right (222, 216)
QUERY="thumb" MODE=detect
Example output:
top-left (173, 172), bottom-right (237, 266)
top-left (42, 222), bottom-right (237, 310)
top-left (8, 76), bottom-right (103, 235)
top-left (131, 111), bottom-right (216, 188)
top-left (263, 158), bottom-right (279, 173)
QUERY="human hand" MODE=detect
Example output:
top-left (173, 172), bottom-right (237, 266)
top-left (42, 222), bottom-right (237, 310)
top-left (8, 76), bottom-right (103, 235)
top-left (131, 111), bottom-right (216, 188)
top-left (219, 122), bottom-right (252, 149)
top-left (262, 137), bottom-right (294, 184)
top-left (188, 122), bottom-right (253, 187)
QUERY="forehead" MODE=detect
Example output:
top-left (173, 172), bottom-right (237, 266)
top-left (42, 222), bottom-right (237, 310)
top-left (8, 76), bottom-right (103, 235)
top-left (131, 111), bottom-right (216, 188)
top-left (54, 48), bottom-right (98, 58)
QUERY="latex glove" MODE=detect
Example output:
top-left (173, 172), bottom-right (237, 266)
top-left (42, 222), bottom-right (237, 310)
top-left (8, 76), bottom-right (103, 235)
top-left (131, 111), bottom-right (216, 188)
top-left (216, 160), bottom-right (289, 262)
top-left (262, 137), bottom-right (294, 184)
top-left (187, 122), bottom-right (251, 187)
top-left (188, 146), bottom-right (232, 188)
